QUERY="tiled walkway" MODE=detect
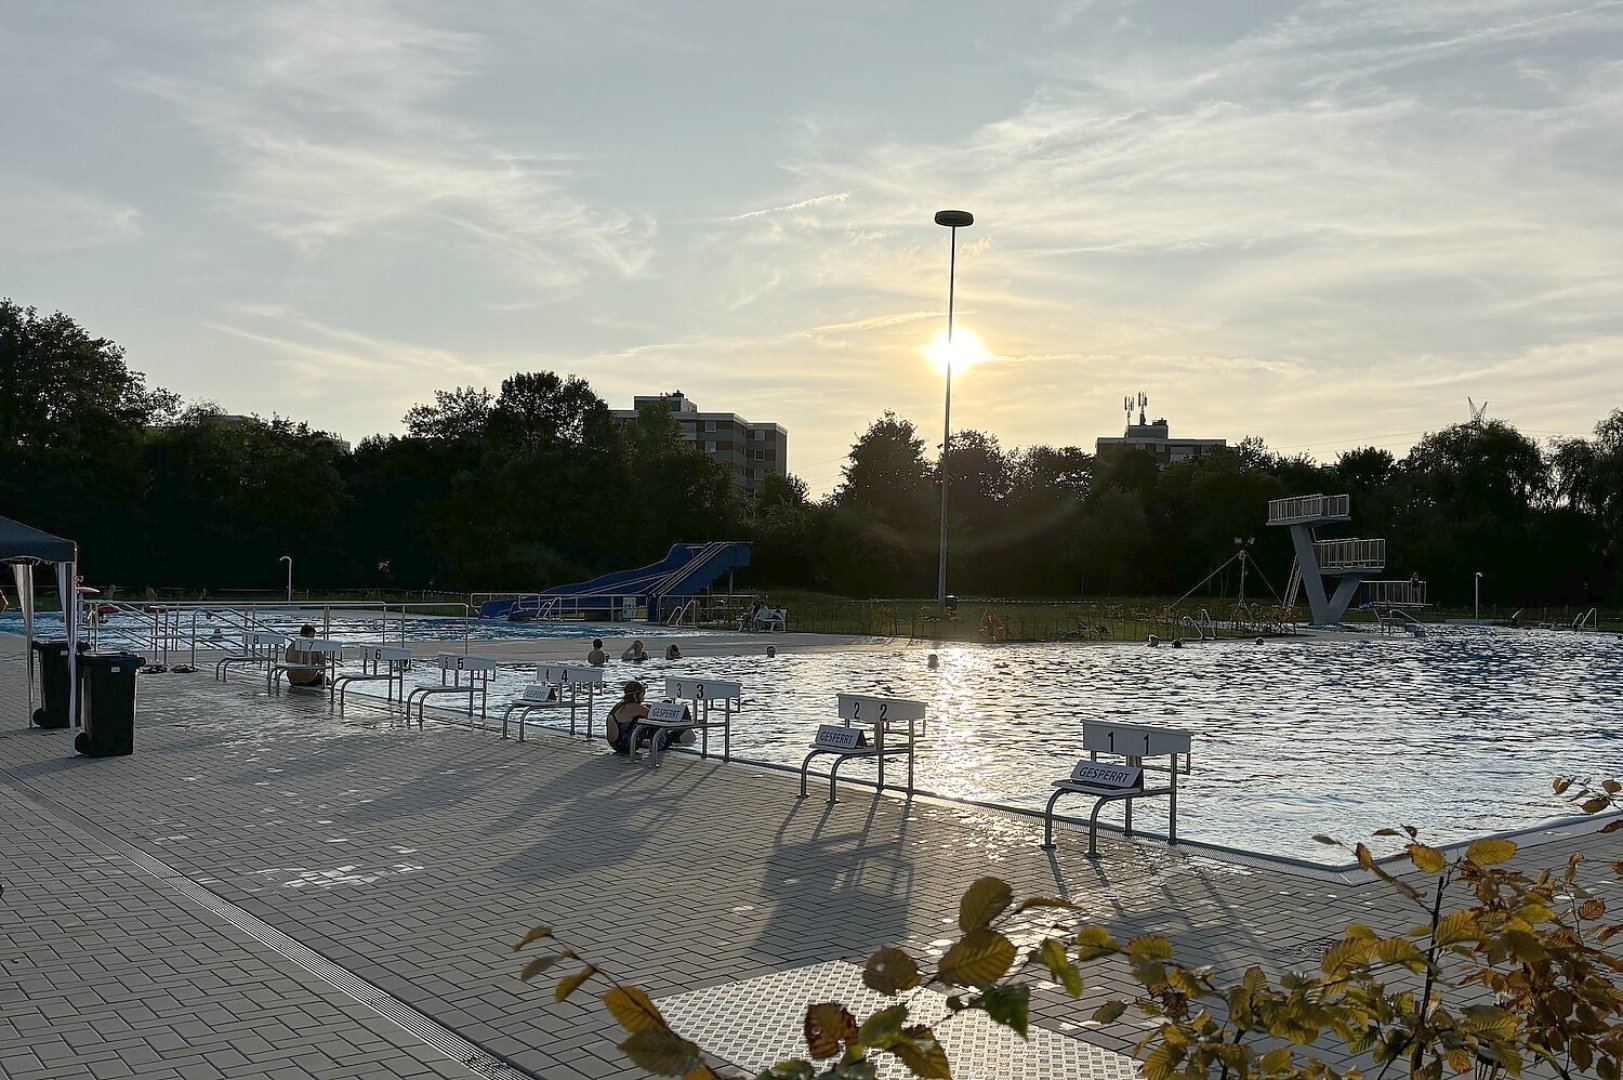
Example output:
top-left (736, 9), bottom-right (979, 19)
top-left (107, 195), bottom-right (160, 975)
top-left (0, 638), bottom-right (1614, 1079)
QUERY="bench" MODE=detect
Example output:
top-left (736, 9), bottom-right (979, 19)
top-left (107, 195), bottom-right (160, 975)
top-left (214, 632), bottom-right (288, 681)
top-left (405, 653), bottom-right (499, 728)
top-left (267, 638), bottom-right (343, 692)
top-left (1041, 721), bottom-right (1193, 857)
top-left (799, 694), bottom-right (927, 803)
top-left (500, 664), bottom-right (603, 741)
top-left (331, 645), bottom-right (413, 708)
top-left (629, 677), bottom-right (743, 766)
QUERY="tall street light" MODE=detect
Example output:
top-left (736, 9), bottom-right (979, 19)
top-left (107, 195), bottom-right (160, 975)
top-left (934, 209), bottom-right (973, 610)
top-left (280, 555), bottom-right (293, 604)
top-left (1474, 570), bottom-right (1483, 621)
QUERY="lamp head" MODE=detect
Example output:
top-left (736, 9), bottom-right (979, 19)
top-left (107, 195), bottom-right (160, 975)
top-left (934, 210), bottom-right (974, 228)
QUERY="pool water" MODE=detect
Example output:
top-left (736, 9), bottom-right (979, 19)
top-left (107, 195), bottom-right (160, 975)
top-left (413, 627), bottom-right (1622, 864)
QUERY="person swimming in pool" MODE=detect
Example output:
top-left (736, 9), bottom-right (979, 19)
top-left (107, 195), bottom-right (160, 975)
top-left (621, 639), bottom-right (648, 662)
top-left (587, 638), bottom-right (607, 665)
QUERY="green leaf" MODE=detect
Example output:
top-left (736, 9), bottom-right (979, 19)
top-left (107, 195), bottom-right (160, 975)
top-left (980, 985), bottom-right (1030, 1038)
top-left (938, 929), bottom-right (1017, 988)
top-left (858, 1004), bottom-right (909, 1047)
top-left (958, 877), bottom-right (1013, 933)
top-left (555, 964), bottom-right (599, 1002)
top-left (1092, 1000), bottom-right (1128, 1024)
top-left (602, 986), bottom-right (666, 1034)
top-left (1407, 843), bottom-right (1447, 873)
top-left (619, 1027), bottom-right (702, 1076)
top-left (1466, 838), bottom-right (1517, 865)
top-left (891, 1025), bottom-right (951, 1079)
top-left (513, 925), bottom-right (553, 951)
top-left (520, 954), bottom-right (562, 982)
top-left (862, 948), bottom-right (921, 995)
top-left (1038, 939), bottom-right (1083, 997)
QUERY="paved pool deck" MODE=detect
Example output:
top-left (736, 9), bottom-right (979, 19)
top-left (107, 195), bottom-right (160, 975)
top-left (0, 633), bottom-right (1615, 1079)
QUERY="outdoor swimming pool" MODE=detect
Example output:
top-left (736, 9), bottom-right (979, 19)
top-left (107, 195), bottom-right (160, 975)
top-left (439, 627), bottom-right (1622, 864)
top-left (0, 609), bottom-right (716, 649)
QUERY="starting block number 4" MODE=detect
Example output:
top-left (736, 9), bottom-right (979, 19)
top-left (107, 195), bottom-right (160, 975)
top-left (1071, 761), bottom-right (1143, 788)
top-left (815, 724), bottom-right (862, 750)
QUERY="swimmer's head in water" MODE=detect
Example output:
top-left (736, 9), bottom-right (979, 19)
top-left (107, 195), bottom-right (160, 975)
top-left (766, 645), bottom-right (777, 658)
top-left (593, 638), bottom-right (603, 649)
top-left (927, 653), bottom-right (940, 669)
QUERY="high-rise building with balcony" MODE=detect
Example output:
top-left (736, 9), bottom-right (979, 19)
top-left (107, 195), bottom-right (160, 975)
top-left (611, 392), bottom-right (788, 495)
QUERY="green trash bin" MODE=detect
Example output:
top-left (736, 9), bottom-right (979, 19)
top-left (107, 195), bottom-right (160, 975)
top-left (74, 652), bottom-right (144, 758)
top-left (29, 640), bottom-right (81, 729)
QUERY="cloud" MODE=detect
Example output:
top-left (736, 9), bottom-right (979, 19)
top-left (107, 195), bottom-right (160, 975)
top-left (729, 192), bottom-right (850, 220)
top-left (0, 175), bottom-right (142, 253)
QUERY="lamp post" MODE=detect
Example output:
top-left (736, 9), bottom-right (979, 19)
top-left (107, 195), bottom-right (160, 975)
top-left (1474, 571), bottom-right (1483, 621)
top-left (934, 209), bottom-right (973, 609)
top-left (280, 555), bottom-right (293, 604)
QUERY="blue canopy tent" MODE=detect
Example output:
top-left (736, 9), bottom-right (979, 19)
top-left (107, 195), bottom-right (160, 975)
top-left (0, 516), bottom-right (80, 731)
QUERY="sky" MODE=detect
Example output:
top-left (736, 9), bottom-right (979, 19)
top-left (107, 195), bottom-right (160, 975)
top-left (4, 0), bottom-right (1621, 495)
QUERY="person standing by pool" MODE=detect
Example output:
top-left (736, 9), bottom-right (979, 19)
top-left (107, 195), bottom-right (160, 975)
top-left (586, 639), bottom-right (607, 665)
top-left (621, 639), bottom-right (648, 662)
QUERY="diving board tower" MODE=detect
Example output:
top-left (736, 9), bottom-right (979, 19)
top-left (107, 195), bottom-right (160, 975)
top-left (1269, 495), bottom-right (1386, 626)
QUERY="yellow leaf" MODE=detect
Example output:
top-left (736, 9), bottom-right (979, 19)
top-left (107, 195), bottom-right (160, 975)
top-left (938, 929), bottom-right (1017, 988)
top-left (1076, 926), bottom-right (1119, 961)
top-left (520, 954), bottom-right (561, 982)
top-left (1374, 938), bottom-right (1427, 968)
top-left (1261, 1047), bottom-right (1293, 1073)
top-left (1408, 844), bottom-right (1447, 873)
top-left (1466, 839), bottom-right (1518, 866)
top-left (602, 986), bottom-right (667, 1034)
top-left (682, 1069), bottom-right (726, 1080)
top-left (892, 1024), bottom-right (952, 1079)
top-left (554, 964), bottom-right (598, 1003)
top-left (1580, 899), bottom-right (1608, 921)
top-left (1321, 937), bottom-right (1374, 975)
top-left (1126, 935), bottom-right (1173, 961)
top-left (513, 925), bottom-right (553, 952)
top-left (619, 1027), bottom-right (702, 1076)
top-left (1582, 797), bottom-right (1611, 814)
top-left (863, 947), bottom-right (921, 995)
top-left (1432, 910), bottom-right (1479, 948)
top-left (802, 1002), bottom-right (857, 1059)
top-left (958, 877), bottom-right (1013, 933)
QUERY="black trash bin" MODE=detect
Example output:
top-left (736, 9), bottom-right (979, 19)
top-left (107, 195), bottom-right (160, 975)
top-left (74, 652), bottom-right (145, 758)
top-left (29, 640), bottom-right (82, 729)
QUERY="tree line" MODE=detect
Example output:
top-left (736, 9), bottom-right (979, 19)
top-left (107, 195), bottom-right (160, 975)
top-left (3, 299), bottom-right (1620, 607)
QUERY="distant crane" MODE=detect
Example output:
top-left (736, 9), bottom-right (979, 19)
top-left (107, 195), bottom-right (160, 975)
top-left (1467, 397), bottom-right (1489, 425)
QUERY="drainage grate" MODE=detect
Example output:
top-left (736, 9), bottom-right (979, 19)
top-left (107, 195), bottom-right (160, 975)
top-left (15, 786), bottom-right (540, 1080)
top-left (658, 960), bottom-right (1140, 1080)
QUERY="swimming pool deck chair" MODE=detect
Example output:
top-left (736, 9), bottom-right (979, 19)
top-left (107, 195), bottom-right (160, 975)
top-left (214, 631), bottom-right (289, 681)
top-left (331, 645), bottom-right (413, 708)
top-left (406, 653), bottom-right (499, 728)
top-left (1041, 720), bottom-right (1193, 858)
top-left (799, 694), bottom-right (927, 803)
top-left (500, 664), bottom-right (603, 741)
top-left (629, 677), bottom-right (744, 767)
top-left (267, 638), bottom-right (343, 691)
top-left (753, 608), bottom-right (788, 631)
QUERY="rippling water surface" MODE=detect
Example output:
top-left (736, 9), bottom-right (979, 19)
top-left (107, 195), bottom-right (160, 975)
top-left (461, 627), bottom-right (1622, 864)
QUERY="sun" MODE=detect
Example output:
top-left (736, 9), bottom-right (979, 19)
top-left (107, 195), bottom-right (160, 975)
top-left (924, 328), bottom-right (992, 375)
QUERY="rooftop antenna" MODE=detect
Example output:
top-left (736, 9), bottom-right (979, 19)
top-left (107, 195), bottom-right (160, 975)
top-left (1122, 395), bottom-right (1134, 427)
top-left (1468, 397), bottom-right (1488, 425)
top-left (1137, 391), bottom-right (1148, 426)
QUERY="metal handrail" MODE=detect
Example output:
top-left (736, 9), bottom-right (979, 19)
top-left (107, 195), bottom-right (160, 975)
top-left (1267, 493), bottom-right (1350, 523)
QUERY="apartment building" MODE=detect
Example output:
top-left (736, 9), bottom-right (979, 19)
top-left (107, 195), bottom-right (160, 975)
top-left (1095, 416), bottom-right (1225, 464)
top-left (611, 392), bottom-right (788, 495)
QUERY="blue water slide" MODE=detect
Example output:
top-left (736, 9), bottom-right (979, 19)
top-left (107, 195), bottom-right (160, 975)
top-left (479, 542), bottom-right (751, 620)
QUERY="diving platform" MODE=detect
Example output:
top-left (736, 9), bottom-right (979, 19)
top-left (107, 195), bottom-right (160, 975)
top-left (1271, 494), bottom-right (1389, 626)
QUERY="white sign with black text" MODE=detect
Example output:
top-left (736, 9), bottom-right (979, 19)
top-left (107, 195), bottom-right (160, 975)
top-left (645, 702), bottom-right (690, 724)
top-left (814, 724), bottom-right (863, 751)
top-left (1070, 761), bottom-right (1143, 788)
